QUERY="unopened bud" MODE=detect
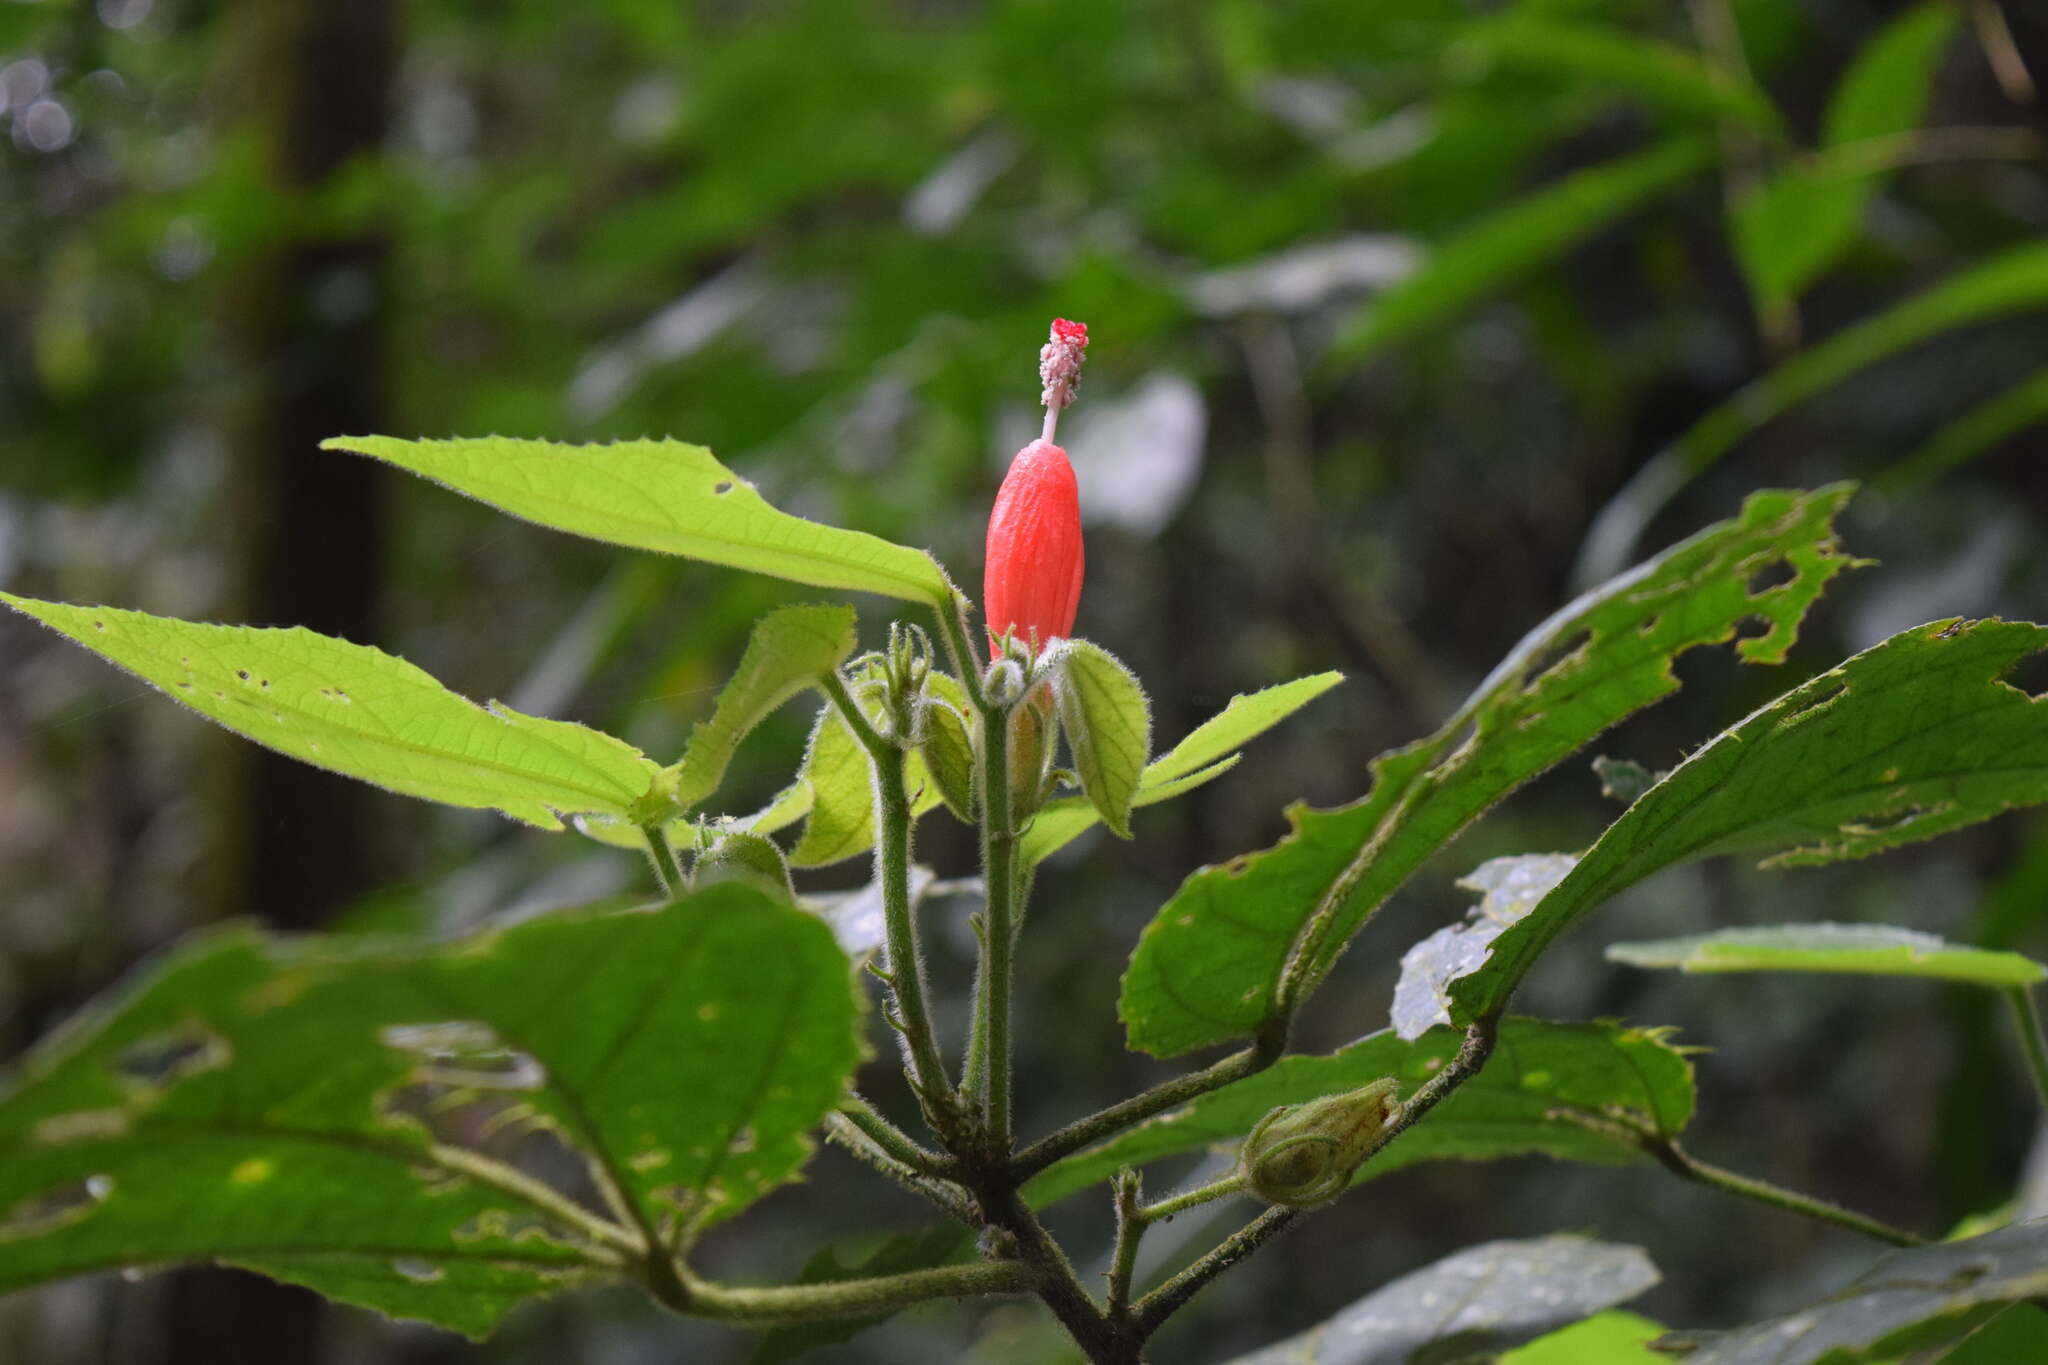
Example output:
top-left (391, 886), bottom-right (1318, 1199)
top-left (1239, 1078), bottom-right (1400, 1209)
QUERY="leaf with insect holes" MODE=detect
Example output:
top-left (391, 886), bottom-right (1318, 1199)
top-left (1118, 487), bottom-right (1857, 1058)
top-left (0, 884), bottom-right (860, 1338)
top-left (1448, 618), bottom-right (2048, 1027)
top-left (1047, 639), bottom-right (1151, 838)
top-left (1, 594), bottom-right (658, 831)
top-left (1607, 924), bottom-right (2045, 989)
top-left (1024, 1018), bottom-right (1692, 1209)
top-left (666, 604), bottom-right (858, 814)
top-left (323, 435), bottom-right (954, 606)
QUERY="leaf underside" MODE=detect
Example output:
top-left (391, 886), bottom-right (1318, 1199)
top-left (1606, 923), bottom-right (2045, 989)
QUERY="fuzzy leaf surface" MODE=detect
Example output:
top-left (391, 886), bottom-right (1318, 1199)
top-left (1049, 640), bottom-right (1151, 839)
top-left (0, 885), bottom-right (861, 1337)
top-left (324, 435), bottom-right (952, 605)
top-left (1025, 1019), bottom-right (1692, 1208)
top-left (1119, 486), bottom-right (1855, 1057)
top-left (2, 594), bottom-right (656, 831)
top-left (1451, 619), bottom-right (2048, 1025)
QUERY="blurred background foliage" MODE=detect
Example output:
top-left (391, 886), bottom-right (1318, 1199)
top-left (2, 0), bottom-right (2046, 1361)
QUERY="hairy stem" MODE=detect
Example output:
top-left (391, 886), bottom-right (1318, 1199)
top-left (1643, 1135), bottom-right (1926, 1248)
top-left (640, 824), bottom-right (684, 897)
top-left (2005, 986), bottom-right (2048, 1116)
top-left (649, 1258), bottom-right (1032, 1324)
top-left (1106, 1169), bottom-right (1145, 1319)
top-left (824, 1113), bottom-right (980, 1227)
top-left (821, 671), bottom-right (956, 1131)
top-left (839, 1094), bottom-right (949, 1174)
top-left (1013, 1045), bottom-right (1269, 1183)
top-left (1140, 1173), bottom-right (1245, 1224)
top-left (976, 694), bottom-right (1019, 1148)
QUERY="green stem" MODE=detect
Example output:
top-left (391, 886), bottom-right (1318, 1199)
top-left (839, 1095), bottom-right (949, 1175)
top-left (823, 1113), bottom-right (979, 1227)
top-left (1132, 1205), bottom-right (1297, 1335)
top-left (976, 696), bottom-right (1019, 1149)
top-left (1139, 1174), bottom-right (1244, 1224)
top-left (640, 825), bottom-right (684, 896)
top-left (1643, 1136), bottom-right (1926, 1248)
top-left (2005, 985), bottom-right (2048, 1115)
top-left (653, 1259), bottom-right (1032, 1324)
top-left (1106, 1169), bottom-right (1144, 1317)
top-left (1012, 1045), bottom-right (1269, 1183)
top-left (932, 595), bottom-right (988, 709)
top-left (820, 671), bottom-right (956, 1130)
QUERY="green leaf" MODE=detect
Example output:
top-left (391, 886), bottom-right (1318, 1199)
top-left (0, 884), bottom-right (861, 1337)
top-left (1393, 855), bottom-right (1580, 1041)
top-left (0, 593), bottom-right (657, 832)
top-left (1581, 241), bottom-right (2048, 583)
top-left (1880, 368), bottom-right (2048, 493)
top-left (1048, 639), bottom-right (1152, 839)
top-left (1020, 670), bottom-right (1342, 863)
top-left (1730, 3), bottom-right (1956, 311)
top-left (1449, 618), bottom-right (2048, 1027)
top-left (1502, 1312), bottom-right (1666, 1365)
top-left (1943, 1305), bottom-right (2048, 1365)
top-left (790, 704), bottom-right (879, 867)
top-left (1663, 1218), bottom-right (2048, 1365)
top-left (1025, 1019), bottom-right (1693, 1209)
top-left (1224, 1235), bottom-right (1658, 1365)
top-left (1455, 19), bottom-right (1782, 134)
top-left (668, 604), bottom-right (858, 813)
top-left (1335, 137), bottom-right (1713, 361)
top-left (1606, 924), bottom-right (2046, 988)
top-left (1119, 486), bottom-right (1856, 1058)
top-left (750, 1226), bottom-right (974, 1365)
top-left (322, 435), bottom-right (953, 606)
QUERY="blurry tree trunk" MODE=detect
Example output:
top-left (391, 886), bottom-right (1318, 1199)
top-left (170, 1), bottom-right (400, 1362)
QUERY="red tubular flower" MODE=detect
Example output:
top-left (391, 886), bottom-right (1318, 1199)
top-left (984, 320), bottom-right (1089, 657)
top-left (984, 437), bottom-right (1084, 656)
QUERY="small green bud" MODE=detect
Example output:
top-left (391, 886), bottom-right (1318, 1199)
top-left (694, 832), bottom-right (797, 904)
top-left (984, 657), bottom-right (1027, 709)
top-left (1239, 1077), bottom-right (1401, 1209)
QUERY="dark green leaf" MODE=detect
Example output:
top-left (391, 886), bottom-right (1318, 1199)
top-left (1224, 1235), bottom-right (1659, 1365)
top-left (1663, 1218), bottom-right (2048, 1364)
top-left (0, 594), bottom-right (657, 832)
top-left (1606, 923), bottom-right (2045, 988)
top-left (1025, 1019), bottom-right (1693, 1208)
top-left (0, 885), bottom-right (862, 1337)
top-left (1119, 487), bottom-right (1855, 1058)
top-left (1450, 619), bottom-right (2048, 1026)
top-left (323, 435), bottom-right (954, 605)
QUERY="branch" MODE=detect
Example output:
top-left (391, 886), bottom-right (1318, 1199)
top-left (1642, 1134), bottom-right (1926, 1248)
top-left (649, 1258), bottom-right (1033, 1324)
top-left (824, 1112), bottom-right (980, 1228)
top-left (1012, 1045), bottom-right (1269, 1183)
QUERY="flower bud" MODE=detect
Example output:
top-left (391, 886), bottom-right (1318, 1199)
top-left (1238, 1077), bottom-right (1400, 1209)
top-left (983, 438), bottom-right (1083, 659)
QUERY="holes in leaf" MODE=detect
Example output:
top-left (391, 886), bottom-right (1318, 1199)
top-left (1735, 615), bottom-right (1774, 643)
top-left (1781, 682), bottom-right (1847, 727)
top-left (712, 481), bottom-right (734, 495)
top-left (113, 1025), bottom-right (229, 1095)
top-left (92, 620), bottom-right (106, 632)
top-left (391, 1258), bottom-right (444, 1283)
top-left (1521, 630), bottom-right (1590, 693)
top-left (236, 669), bottom-right (251, 682)
top-left (0, 1175), bottom-right (112, 1241)
top-left (380, 1021), bottom-right (546, 1092)
top-left (1843, 804), bottom-right (1948, 838)
top-left (1747, 559), bottom-right (1797, 598)
top-left (2000, 646), bottom-right (2048, 701)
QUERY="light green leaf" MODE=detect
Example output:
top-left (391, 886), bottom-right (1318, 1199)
top-left (1731, 3), bottom-right (1956, 311)
top-left (1048, 640), bottom-right (1152, 839)
top-left (789, 704), bottom-right (879, 867)
top-left (668, 604), bottom-right (858, 813)
top-left (1336, 137), bottom-right (1713, 361)
top-left (1580, 241), bottom-right (2048, 583)
top-left (1224, 1236), bottom-right (1659, 1365)
top-left (1880, 368), bottom-right (2048, 493)
top-left (1450, 618), bottom-right (2048, 1026)
top-left (1119, 486), bottom-right (1856, 1058)
top-left (1025, 1019), bottom-right (1693, 1209)
top-left (0, 884), bottom-right (861, 1337)
top-left (1607, 923), bottom-right (2045, 988)
top-left (323, 435), bottom-right (953, 606)
top-left (1501, 1312), bottom-right (1666, 1365)
top-left (1455, 19), bottom-right (1782, 133)
top-left (1666, 1219), bottom-right (2048, 1365)
top-left (1, 594), bottom-right (656, 831)
top-left (1020, 671), bottom-right (1341, 863)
